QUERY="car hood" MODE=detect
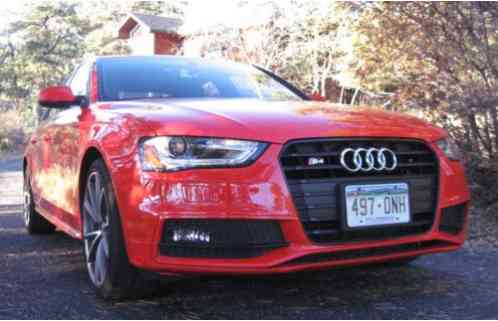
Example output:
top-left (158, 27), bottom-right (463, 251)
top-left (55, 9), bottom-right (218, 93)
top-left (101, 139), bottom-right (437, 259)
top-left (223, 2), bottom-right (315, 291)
top-left (97, 98), bottom-right (446, 144)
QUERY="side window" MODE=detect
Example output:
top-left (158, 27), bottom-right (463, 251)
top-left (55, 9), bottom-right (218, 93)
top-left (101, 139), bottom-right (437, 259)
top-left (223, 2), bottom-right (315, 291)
top-left (39, 103), bottom-right (61, 123)
top-left (37, 105), bottom-right (52, 123)
top-left (69, 62), bottom-right (92, 97)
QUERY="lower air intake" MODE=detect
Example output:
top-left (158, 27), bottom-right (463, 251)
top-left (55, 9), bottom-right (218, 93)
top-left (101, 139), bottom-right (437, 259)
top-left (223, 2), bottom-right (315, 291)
top-left (439, 203), bottom-right (467, 235)
top-left (283, 240), bottom-right (453, 266)
top-left (159, 219), bottom-right (287, 258)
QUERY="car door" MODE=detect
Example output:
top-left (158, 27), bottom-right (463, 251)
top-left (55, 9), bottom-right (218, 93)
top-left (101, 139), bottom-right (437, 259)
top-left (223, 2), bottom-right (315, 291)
top-left (36, 62), bottom-right (92, 229)
top-left (29, 104), bottom-right (58, 208)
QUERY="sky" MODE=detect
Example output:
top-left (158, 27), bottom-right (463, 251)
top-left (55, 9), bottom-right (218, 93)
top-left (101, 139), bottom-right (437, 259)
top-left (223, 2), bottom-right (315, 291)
top-left (181, 0), bottom-right (274, 34)
top-left (0, 1), bottom-right (26, 28)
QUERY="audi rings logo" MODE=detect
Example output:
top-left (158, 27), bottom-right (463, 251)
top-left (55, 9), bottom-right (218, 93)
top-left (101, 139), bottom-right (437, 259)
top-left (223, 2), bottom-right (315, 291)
top-left (339, 147), bottom-right (398, 172)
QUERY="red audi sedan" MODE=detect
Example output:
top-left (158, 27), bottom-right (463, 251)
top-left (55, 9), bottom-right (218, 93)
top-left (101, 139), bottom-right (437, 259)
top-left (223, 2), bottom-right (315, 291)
top-left (24, 56), bottom-right (470, 299)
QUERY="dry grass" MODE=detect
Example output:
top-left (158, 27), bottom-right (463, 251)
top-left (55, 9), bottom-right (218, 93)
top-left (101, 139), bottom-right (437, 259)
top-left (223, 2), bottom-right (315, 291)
top-left (0, 110), bottom-right (27, 153)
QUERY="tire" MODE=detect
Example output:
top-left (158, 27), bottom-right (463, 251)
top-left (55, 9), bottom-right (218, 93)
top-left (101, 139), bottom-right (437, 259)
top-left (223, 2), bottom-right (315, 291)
top-left (23, 172), bottom-right (56, 234)
top-left (82, 159), bottom-right (159, 300)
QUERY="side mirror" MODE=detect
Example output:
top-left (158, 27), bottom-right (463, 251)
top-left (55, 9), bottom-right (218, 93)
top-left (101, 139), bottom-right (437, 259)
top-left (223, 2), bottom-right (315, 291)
top-left (309, 92), bottom-right (327, 102)
top-left (38, 86), bottom-right (78, 108)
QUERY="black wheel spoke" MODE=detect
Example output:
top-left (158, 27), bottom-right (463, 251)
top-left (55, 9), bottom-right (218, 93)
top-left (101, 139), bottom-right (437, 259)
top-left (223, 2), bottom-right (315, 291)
top-left (101, 230), bottom-right (110, 257)
top-left (97, 188), bottom-right (105, 217)
top-left (92, 174), bottom-right (101, 212)
top-left (86, 178), bottom-right (97, 214)
top-left (83, 195), bottom-right (99, 224)
top-left (95, 242), bottom-right (107, 284)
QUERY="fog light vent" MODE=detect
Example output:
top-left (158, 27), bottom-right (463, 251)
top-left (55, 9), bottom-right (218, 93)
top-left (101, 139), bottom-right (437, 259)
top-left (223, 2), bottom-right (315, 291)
top-left (439, 203), bottom-right (466, 235)
top-left (160, 219), bottom-right (287, 258)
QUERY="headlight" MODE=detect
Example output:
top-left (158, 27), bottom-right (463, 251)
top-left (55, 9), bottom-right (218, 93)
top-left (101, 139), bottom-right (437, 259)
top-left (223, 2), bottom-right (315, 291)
top-left (140, 136), bottom-right (268, 171)
top-left (435, 138), bottom-right (461, 161)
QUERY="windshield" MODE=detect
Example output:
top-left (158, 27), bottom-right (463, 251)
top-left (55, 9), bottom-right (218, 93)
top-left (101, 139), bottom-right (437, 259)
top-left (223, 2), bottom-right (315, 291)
top-left (99, 57), bottom-right (302, 102)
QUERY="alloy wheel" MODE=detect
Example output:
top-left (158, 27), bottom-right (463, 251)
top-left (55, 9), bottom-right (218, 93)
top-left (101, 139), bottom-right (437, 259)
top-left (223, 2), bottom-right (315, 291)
top-left (23, 186), bottom-right (31, 227)
top-left (83, 171), bottom-right (110, 287)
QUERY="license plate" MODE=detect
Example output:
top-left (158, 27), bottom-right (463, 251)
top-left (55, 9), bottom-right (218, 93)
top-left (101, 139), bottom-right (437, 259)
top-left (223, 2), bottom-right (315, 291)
top-left (344, 183), bottom-right (410, 228)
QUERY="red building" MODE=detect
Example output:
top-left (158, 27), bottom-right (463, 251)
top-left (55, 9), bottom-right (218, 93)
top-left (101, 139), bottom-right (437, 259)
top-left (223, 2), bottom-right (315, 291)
top-left (118, 13), bottom-right (184, 55)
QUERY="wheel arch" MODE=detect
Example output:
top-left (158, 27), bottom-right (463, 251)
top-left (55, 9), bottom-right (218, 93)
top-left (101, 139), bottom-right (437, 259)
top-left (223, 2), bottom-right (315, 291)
top-left (77, 146), bottom-right (126, 240)
top-left (22, 157), bottom-right (28, 194)
top-left (23, 157), bottom-right (27, 177)
top-left (78, 147), bottom-right (105, 211)
top-left (23, 157), bottom-right (30, 187)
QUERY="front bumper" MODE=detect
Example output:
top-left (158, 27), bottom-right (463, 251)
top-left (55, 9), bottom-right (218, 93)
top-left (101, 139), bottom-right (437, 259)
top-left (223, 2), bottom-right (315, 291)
top-left (110, 142), bottom-right (470, 276)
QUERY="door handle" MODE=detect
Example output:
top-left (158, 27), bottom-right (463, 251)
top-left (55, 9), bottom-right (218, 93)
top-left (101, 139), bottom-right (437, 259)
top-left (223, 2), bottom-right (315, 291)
top-left (30, 138), bottom-right (38, 145)
top-left (42, 136), bottom-right (52, 143)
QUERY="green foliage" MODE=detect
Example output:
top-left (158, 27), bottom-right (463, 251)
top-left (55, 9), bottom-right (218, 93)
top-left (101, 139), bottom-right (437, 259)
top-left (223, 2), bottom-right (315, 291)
top-left (0, 0), bottom-right (188, 112)
top-left (0, 1), bottom-right (94, 113)
top-left (0, 109), bottom-right (26, 152)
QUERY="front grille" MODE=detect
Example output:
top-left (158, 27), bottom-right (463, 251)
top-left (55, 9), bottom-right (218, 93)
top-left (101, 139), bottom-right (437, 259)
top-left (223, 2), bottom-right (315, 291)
top-left (159, 219), bottom-right (287, 258)
top-left (280, 138), bottom-right (439, 243)
top-left (439, 203), bottom-right (466, 235)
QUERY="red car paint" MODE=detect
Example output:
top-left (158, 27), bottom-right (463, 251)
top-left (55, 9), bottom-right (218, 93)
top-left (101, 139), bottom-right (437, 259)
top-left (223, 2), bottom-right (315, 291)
top-left (25, 56), bottom-right (470, 276)
top-left (38, 86), bottom-right (76, 107)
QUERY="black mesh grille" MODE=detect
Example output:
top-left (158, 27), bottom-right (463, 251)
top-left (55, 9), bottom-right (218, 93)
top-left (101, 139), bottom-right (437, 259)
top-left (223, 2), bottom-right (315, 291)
top-left (440, 203), bottom-right (466, 235)
top-left (159, 220), bottom-right (287, 258)
top-left (280, 138), bottom-right (439, 243)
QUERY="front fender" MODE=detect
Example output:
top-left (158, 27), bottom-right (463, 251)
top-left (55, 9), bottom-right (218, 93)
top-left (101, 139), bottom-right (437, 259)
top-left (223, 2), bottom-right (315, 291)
top-left (77, 109), bottom-right (154, 243)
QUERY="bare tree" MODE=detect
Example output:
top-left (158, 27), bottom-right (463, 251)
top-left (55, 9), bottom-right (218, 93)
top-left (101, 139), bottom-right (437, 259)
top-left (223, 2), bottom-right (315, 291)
top-left (180, 1), bottom-right (350, 99)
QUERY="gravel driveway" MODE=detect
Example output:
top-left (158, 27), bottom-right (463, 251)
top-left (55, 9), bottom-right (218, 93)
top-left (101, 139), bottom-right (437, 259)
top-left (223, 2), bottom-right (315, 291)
top-left (1, 154), bottom-right (497, 319)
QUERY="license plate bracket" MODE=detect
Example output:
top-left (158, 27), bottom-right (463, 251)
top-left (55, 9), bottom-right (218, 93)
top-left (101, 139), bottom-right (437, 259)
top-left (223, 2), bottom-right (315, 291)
top-left (340, 182), bottom-right (411, 231)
